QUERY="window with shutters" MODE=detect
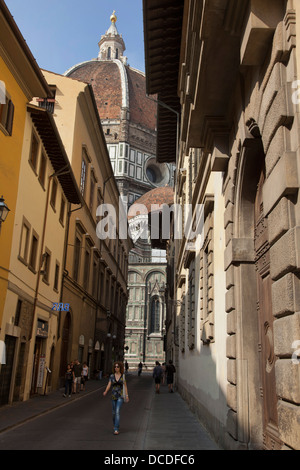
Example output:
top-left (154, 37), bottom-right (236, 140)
top-left (42, 249), bottom-right (51, 284)
top-left (179, 280), bottom-right (186, 353)
top-left (80, 151), bottom-right (88, 197)
top-left (50, 178), bottom-right (58, 210)
top-left (29, 131), bottom-right (40, 172)
top-left (200, 199), bottom-right (215, 344)
top-left (28, 231), bottom-right (39, 273)
top-left (54, 261), bottom-right (60, 292)
top-left (18, 219), bottom-right (31, 265)
top-left (0, 90), bottom-right (14, 136)
top-left (188, 258), bottom-right (195, 349)
top-left (83, 248), bottom-right (90, 291)
top-left (38, 151), bottom-right (47, 188)
top-left (73, 235), bottom-right (81, 282)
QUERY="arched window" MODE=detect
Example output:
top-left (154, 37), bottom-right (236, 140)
top-left (150, 296), bottom-right (160, 333)
top-left (115, 48), bottom-right (119, 59)
top-left (107, 47), bottom-right (111, 59)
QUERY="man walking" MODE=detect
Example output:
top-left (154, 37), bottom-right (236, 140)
top-left (152, 361), bottom-right (163, 394)
top-left (73, 359), bottom-right (83, 393)
top-left (166, 360), bottom-right (176, 393)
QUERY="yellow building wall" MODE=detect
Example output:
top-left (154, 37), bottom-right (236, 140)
top-left (2, 110), bottom-right (69, 400)
top-left (0, 56), bottom-right (27, 328)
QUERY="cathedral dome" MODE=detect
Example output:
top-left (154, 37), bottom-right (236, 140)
top-left (64, 12), bottom-right (173, 202)
top-left (128, 185), bottom-right (174, 219)
top-left (64, 12), bottom-right (157, 132)
top-left (65, 61), bottom-right (157, 131)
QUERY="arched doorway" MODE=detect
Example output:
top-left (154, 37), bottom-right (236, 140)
top-left (234, 127), bottom-right (282, 449)
top-left (254, 159), bottom-right (282, 450)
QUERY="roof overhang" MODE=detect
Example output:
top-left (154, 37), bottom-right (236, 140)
top-left (143, 1), bottom-right (251, 158)
top-left (143, 0), bottom-right (184, 163)
top-left (27, 104), bottom-right (82, 205)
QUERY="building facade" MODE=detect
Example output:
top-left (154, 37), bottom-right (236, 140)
top-left (144, 0), bottom-right (300, 450)
top-left (0, 103), bottom-right (81, 405)
top-left (0, 1), bottom-right (71, 405)
top-left (64, 12), bottom-right (174, 370)
top-left (0, 0), bottom-right (51, 344)
top-left (41, 70), bottom-right (132, 386)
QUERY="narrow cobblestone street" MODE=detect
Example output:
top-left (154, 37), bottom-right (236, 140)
top-left (0, 374), bottom-right (219, 451)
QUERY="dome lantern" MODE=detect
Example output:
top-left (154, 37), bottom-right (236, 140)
top-left (98, 10), bottom-right (126, 62)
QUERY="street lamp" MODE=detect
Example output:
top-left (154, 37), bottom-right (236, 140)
top-left (0, 196), bottom-right (10, 226)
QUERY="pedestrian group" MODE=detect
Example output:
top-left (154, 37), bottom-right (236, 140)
top-left (63, 359), bottom-right (89, 397)
top-left (63, 357), bottom-right (176, 436)
top-left (152, 360), bottom-right (176, 394)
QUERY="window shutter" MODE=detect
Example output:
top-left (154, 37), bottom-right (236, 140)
top-left (6, 100), bottom-right (14, 135)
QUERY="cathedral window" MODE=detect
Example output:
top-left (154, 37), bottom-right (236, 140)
top-left (150, 296), bottom-right (160, 333)
top-left (146, 166), bottom-right (156, 183)
top-left (109, 146), bottom-right (116, 159)
top-left (136, 167), bottom-right (142, 180)
top-left (129, 164), bottom-right (135, 177)
top-left (130, 149), bottom-right (135, 162)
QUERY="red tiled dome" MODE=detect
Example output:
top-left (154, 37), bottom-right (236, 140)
top-left (66, 61), bottom-right (157, 131)
top-left (128, 186), bottom-right (174, 219)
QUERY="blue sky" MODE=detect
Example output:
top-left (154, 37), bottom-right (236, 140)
top-left (5, 0), bottom-right (145, 74)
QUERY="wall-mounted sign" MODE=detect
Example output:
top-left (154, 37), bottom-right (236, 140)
top-left (52, 303), bottom-right (70, 311)
top-left (37, 320), bottom-right (48, 338)
top-left (37, 354), bottom-right (46, 388)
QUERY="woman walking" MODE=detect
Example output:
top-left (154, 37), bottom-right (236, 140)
top-left (103, 362), bottom-right (129, 435)
top-left (63, 363), bottom-right (74, 397)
